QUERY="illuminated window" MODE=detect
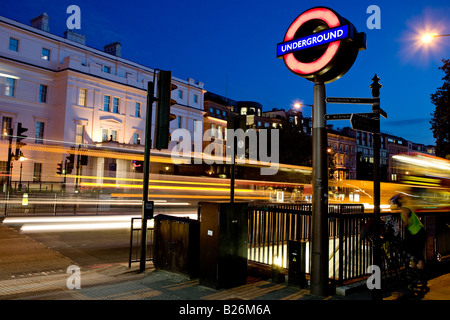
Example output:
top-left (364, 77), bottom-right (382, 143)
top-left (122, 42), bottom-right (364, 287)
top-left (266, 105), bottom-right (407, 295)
top-left (1, 117), bottom-right (12, 140)
top-left (5, 78), bottom-right (15, 97)
top-left (35, 121), bottom-right (44, 144)
top-left (135, 102), bottom-right (141, 117)
top-left (78, 89), bottom-right (87, 106)
top-left (9, 38), bottom-right (19, 51)
top-left (33, 163), bottom-right (42, 182)
top-left (111, 130), bottom-right (118, 141)
top-left (39, 85), bottom-right (48, 103)
top-left (76, 124), bottom-right (84, 145)
top-left (112, 97), bottom-right (119, 113)
top-left (133, 133), bottom-right (140, 144)
top-left (103, 95), bottom-right (111, 112)
top-left (102, 129), bottom-right (108, 142)
top-left (41, 48), bottom-right (50, 61)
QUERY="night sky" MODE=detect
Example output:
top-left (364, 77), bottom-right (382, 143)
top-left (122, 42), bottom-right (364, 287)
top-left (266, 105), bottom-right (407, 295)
top-left (2, 0), bottom-right (449, 146)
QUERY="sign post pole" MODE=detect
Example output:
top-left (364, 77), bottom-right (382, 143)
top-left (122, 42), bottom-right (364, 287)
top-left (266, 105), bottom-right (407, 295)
top-left (277, 6), bottom-right (366, 297)
top-left (370, 75), bottom-right (383, 301)
top-left (140, 81), bottom-right (154, 272)
top-left (311, 81), bottom-right (329, 296)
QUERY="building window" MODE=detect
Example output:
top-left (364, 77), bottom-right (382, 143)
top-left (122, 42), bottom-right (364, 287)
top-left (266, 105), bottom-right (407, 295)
top-left (135, 102), bottom-right (141, 117)
top-left (112, 97), bottom-right (119, 113)
top-left (178, 90), bottom-right (183, 99)
top-left (104, 95), bottom-right (111, 112)
top-left (177, 116), bottom-right (182, 129)
top-left (1, 117), bottom-right (12, 140)
top-left (111, 130), bottom-right (118, 141)
top-left (33, 163), bottom-right (42, 182)
top-left (39, 84), bottom-right (48, 103)
top-left (210, 124), bottom-right (216, 138)
top-left (102, 129), bottom-right (108, 142)
top-left (103, 65), bottom-right (111, 73)
top-left (76, 124), bottom-right (85, 145)
top-left (194, 94), bottom-right (198, 103)
top-left (0, 161), bottom-right (7, 176)
top-left (78, 89), bottom-right (87, 106)
top-left (209, 107), bottom-right (214, 114)
top-left (133, 133), bottom-right (140, 144)
top-left (35, 121), bottom-right (44, 144)
top-left (41, 48), bottom-right (50, 61)
top-left (240, 107), bottom-right (247, 115)
top-left (9, 38), bottom-right (19, 51)
top-left (5, 78), bottom-right (15, 97)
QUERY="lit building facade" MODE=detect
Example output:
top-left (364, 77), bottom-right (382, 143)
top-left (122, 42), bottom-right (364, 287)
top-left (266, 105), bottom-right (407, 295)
top-left (0, 13), bottom-right (205, 189)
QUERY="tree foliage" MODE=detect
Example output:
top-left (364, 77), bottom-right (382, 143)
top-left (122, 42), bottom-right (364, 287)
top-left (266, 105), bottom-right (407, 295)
top-left (430, 59), bottom-right (450, 159)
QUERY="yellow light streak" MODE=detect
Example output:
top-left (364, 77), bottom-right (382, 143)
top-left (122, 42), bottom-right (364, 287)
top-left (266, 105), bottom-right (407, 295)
top-left (67, 174), bottom-right (230, 186)
top-left (79, 182), bottom-right (250, 193)
top-left (110, 193), bottom-right (270, 200)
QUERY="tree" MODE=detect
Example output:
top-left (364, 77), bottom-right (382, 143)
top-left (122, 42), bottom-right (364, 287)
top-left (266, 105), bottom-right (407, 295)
top-left (430, 58), bottom-right (450, 159)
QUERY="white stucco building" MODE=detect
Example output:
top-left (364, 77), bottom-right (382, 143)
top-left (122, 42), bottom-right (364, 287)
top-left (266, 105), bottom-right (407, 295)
top-left (0, 13), bottom-right (205, 189)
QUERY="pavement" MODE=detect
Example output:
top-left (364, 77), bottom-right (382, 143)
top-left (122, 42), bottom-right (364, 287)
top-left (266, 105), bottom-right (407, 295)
top-left (0, 221), bottom-right (449, 317)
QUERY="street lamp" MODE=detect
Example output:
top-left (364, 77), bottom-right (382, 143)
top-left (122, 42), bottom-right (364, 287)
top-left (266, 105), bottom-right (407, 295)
top-left (420, 33), bottom-right (450, 43)
top-left (19, 155), bottom-right (25, 191)
top-left (294, 102), bottom-right (314, 109)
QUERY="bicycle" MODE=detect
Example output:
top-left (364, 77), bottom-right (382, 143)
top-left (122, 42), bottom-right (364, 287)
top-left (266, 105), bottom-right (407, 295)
top-left (362, 217), bottom-right (407, 290)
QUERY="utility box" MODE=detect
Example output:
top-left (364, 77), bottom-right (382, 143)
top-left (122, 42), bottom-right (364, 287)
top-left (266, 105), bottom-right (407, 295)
top-left (153, 214), bottom-right (200, 279)
top-left (199, 202), bottom-right (249, 289)
top-left (288, 240), bottom-right (307, 288)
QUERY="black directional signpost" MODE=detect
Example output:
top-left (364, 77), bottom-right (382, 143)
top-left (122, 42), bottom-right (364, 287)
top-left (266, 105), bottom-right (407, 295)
top-left (277, 6), bottom-right (366, 297)
top-left (350, 113), bottom-right (378, 132)
top-left (324, 75), bottom-right (387, 301)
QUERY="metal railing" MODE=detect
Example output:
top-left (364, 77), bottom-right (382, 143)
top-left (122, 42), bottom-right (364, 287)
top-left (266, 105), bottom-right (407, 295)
top-left (1, 192), bottom-right (141, 216)
top-left (247, 203), bottom-right (375, 284)
top-left (128, 217), bottom-right (154, 267)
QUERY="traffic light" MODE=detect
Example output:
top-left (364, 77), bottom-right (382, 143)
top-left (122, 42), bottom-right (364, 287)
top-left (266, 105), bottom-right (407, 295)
top-left (57, 162), bottom-right (63, 175)
top-left (132, 160), bottom-right (144, 173)
top-left (154, 70), bottom-right (177, 150)
top-left (66, 153), bottom-right (74, 174)
top-left (15, 122), bottom-right (28, 160)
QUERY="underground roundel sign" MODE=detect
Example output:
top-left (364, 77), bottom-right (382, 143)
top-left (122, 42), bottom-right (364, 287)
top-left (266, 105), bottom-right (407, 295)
top-left (277, 7), bottom-right (366, 83)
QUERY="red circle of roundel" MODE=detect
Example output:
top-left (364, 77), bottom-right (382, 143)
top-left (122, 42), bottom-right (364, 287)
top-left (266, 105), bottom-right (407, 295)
top-left (283, 7), bottom-right (342, 76)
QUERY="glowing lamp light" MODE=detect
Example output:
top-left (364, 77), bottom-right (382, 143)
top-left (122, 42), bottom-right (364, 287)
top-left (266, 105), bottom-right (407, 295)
top-left (421, 33), bottom-right (435, 43)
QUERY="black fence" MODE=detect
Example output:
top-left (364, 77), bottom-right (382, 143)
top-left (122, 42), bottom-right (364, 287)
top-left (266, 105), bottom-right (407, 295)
top-left (249, 203), bottom-right (391, 285)
top-left (248, 203), bottom-right (450, 284)
top-left (128, 217), bottom-right (154, 267)
top-left (1, 192), bottom-right (141, 215)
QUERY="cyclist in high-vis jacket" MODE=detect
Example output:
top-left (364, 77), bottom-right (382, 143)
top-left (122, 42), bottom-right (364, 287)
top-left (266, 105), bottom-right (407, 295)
top-left (390, 194), bottom-right (427, 287)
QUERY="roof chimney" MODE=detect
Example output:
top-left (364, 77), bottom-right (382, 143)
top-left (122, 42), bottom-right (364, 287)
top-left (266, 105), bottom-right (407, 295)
top-left (64, 29), bottom-right (86, 45)
top-left (31, 13), bottom-right (49, 32)
top-left (104, 42), bottom-right (121, 57)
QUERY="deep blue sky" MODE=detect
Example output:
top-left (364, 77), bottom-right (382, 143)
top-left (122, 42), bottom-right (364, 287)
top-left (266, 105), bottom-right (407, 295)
top-left (2, 0), bottom-right (449, 145)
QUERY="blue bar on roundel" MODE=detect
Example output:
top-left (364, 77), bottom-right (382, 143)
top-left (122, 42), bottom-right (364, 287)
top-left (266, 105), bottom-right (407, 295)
top-left (277, 25), bottom-right (349, 57)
